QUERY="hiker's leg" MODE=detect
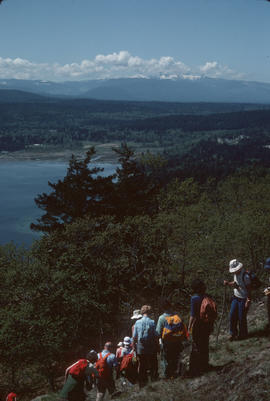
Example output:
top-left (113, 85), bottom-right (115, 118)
top-left (96, 379), bottom-right (106, 401)
top-left (238, 298), bottom-right (248, 339)
top-left (149, 353), bottom-right (159, 381)
top-left (137, 354), bottom-right (148, 387)
top-left (169, 342), bottom-right (182, 378)
top-left (161, 342), bottom-right (170, 378)
top-left (200, 327), bottom-right (210, 371)
top-left (68, 381), bottom-right (86, 401)
top-left (107, 375), bottom-right (116, 395)
top-left (96, 392), bottom-right (105, 401)
top-left (229, 297), bottom-right (238, 337)
top-left (267, 295), bottom-right (270, 326)
top-left (189, 323), bottom-right (202, 376)
top-left (176, 343), bottom-right (184, 377)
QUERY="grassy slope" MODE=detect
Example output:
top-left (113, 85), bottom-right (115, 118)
top-left (34, 300), bottom-right (270, 401)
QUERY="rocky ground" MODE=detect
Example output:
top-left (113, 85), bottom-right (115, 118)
top-left (29, 298), bottom-right (270, 401)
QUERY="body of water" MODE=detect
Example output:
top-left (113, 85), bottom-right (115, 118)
top-left (0, 161), bottom-right (116, 246)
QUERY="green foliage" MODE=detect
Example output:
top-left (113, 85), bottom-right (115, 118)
top-left (3, 144), bottom-right (270, 394)
top-left (30, 147), bottom-right (115, 232)
top-left (113, 143), bottom-right (159, 217)
top-left (31, 144), bottom-right (160, 233)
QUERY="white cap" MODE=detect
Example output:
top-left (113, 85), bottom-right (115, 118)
top-left (123, 336), bottom-right (131, 345)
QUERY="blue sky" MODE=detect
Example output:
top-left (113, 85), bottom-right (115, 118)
top-left (0, 0), bottom-right (269, 82)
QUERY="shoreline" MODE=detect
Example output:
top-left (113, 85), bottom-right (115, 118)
top-left (0, 148), bottom-right (119, 164)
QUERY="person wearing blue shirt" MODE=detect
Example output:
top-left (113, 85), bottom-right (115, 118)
top-left (96, 342), bottom-right (118, 401)
top-left (132, 305), bottom-right (158, 387)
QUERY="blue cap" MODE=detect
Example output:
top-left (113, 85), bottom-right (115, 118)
top-left (264, 257), bottom-right (270, 270)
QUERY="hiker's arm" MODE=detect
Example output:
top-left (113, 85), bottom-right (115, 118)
top-left (243, 274), bottom-right (252, 308)
top-left (245, 284), bottom-right (252, 308)
top-left (224, 280), bottom-right (238, 288)
top-left (155, 316), bottom-right (163, 338)
top-left (112, 356), bottom-right (119, 379)
top-left (188, 316), bottom-right (196, 334)
top-left (132, 325), bottom-right (138, 350)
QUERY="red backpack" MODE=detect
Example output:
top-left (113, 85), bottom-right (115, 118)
top-left (65, 359), bottom-right (88, 381)
top-left (200, 296), bottom-right (217, 324)
top-left (6, 393), bottom-right (17, 401)
top-left (120, 352), bottom-right (134, 372)
top-left (96, 352), bottom-right (111, 380)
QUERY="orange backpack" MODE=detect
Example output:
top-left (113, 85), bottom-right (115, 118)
top-left (162, 314), bottom-right (188, 342)
top-left (96, 353), bottom-right (111, 380)
top-left (200, 296), bottom-right (217, 324)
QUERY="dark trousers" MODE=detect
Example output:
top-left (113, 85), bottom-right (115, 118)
top-left (96, 375), bottom-right (116, 395)
top-left (161, 341), bottom-right (183, 378)
top-left (229, 296), bottom-right (248, 339)
top-left (137, 353), bottom-right (158, 387)
top-left (267, 295), bottom-right (270, 325)
top-left (189, 321), bottom-right (211, 376)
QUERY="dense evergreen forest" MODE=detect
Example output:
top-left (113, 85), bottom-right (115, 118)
top-left (1, 97), bottom-right (270, 398)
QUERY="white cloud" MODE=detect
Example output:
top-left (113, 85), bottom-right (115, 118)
top-left (0, 52), bottom-right (244, 82)
top-left (199, 61), bottom-right (244, 80)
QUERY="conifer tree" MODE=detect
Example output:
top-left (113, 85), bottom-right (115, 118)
top-left (30, 147), bottom-right (115, 232)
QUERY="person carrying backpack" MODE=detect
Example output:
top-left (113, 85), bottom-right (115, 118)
top-left (59, 351), bottom-right (99, 401)
top-left (132, 305), bottom-right (159, 388)
top-left (263, 257), bottom-right (270, 329)
top-left (95, 342), bottom-right (119, 401)
top-left (119, 337), bottom-right (138, 384)
top-left (188, 279), bottom-right (216, 377)
top-left (156, 298), bottom-right (188, 379)
top-left (224, 259), bottom-right (251, 341)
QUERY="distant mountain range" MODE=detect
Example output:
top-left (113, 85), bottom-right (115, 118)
top-left (1, 77), bottom-right (270, 103)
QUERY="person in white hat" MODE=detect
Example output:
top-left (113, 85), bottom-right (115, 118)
top-left (131, 309), bottom-right (142, 337)
top-left (224, 259), bottom-right (251, 341)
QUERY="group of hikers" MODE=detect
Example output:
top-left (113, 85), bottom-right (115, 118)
top-left (5, 258), bottom-right (270, 401)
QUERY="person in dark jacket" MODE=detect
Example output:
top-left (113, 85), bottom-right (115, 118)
top-left (188, 279), bottom-right (212, 377)
top-left (264, 257), bottom-right (270, 328)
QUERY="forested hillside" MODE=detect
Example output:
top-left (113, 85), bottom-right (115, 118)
top-left (1, 143), bottom-right (270, 399)
top-left (1, 96), bottom-right (270, 183)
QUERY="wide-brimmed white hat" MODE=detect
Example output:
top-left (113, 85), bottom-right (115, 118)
top-left (229, 259), bottom-right (243, 273)
top-left (131, 309), bottom-right (142, 320)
